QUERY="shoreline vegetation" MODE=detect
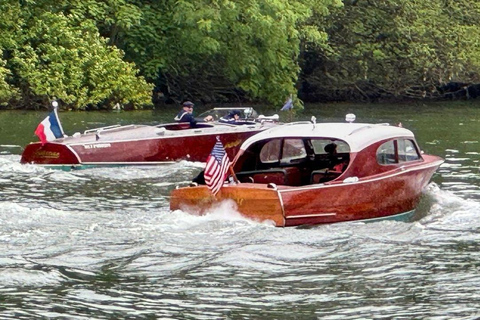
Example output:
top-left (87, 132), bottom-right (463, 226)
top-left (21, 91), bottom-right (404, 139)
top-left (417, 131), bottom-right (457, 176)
top-left (2, 1), bottom-right (480, 111)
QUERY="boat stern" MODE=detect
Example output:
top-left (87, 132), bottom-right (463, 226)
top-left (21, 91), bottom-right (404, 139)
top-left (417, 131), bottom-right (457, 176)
top-left (20, 142), bottom-right (80, 166)
top-left (170, 184), bottom-right (286, 226)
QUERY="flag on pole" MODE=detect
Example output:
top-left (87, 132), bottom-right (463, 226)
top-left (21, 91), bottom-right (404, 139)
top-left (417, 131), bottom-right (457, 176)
top-left (204, 138), bottom-right (231, 195)
top-left (280, 96), bottom-right (293, 111)
top-left (35, 109), bottom-right (64, 145)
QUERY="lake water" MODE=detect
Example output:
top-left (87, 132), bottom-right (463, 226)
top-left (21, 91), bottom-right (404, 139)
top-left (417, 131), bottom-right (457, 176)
top-left (1, 102), bottom-right (480, 319)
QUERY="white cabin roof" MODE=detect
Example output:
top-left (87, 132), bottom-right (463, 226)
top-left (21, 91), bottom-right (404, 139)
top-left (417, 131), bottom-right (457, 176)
top-left (240, 122), bottom-right (415, 153)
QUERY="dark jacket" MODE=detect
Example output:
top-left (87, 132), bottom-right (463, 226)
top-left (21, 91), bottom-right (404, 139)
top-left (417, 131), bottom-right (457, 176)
top-left (174, 110), bottom-right (197, 127)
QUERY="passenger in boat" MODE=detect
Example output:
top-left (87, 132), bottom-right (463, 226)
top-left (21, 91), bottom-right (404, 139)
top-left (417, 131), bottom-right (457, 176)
top-left (324, 143), bottom-right (347, 172)
top-left (174, 101), bottom-right (198, 126)
top-left (174, 101), bottom-right (214, 126)
top-left (219, 110), bottom-right (241, 124)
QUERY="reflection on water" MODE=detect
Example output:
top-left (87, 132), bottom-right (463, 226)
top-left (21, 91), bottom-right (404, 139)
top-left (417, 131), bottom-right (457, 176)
top-left (2, 103), bottom-right (480, 318)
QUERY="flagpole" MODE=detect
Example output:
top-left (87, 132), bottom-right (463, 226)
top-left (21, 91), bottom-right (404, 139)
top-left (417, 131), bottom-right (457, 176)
top-left (51, 100), bottom-right (65, 136)
top-left (229, 164), bottom-right (239, 183)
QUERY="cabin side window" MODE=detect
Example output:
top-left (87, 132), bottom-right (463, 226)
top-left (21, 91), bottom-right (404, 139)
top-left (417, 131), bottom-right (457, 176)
top-left (377, 139), bottom-right (421, 165)
top-left (281, 139), bottom-right (307, 164)
top-left (258, 138), bottom-right (307, 165)
top-left (398, 139), bottom-right (421, 162)
top-left (311, 139), bottom-right (350, 154)
top-left (377, 140), bottom-right (397, 164)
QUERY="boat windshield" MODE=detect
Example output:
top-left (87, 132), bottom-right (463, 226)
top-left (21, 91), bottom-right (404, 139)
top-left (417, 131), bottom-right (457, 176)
top-left (196, 108), bottom-right (258, 121)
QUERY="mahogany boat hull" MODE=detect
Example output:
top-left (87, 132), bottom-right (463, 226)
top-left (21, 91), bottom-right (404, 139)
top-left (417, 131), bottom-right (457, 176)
top-left (170, 120), bottom-right (444, 227)
top-left (20, 123), bottom-right (267, 169)
top-left (170, 157), bottom-right (443, 227)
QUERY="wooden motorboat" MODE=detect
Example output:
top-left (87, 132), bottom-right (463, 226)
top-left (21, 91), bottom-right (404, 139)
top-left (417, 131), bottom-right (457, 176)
top-left (170, 116), bottom-right (444, 226)
top-left (20, 107), bottom-right (279, 170)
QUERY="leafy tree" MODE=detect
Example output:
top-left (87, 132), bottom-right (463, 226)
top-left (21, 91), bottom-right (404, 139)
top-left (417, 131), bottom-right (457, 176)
top-left (0, 53), bottom-right (18, 105)
top-left (302, 0), bottom-right (480, 101)
top-left (120, 0), bottom-right (342, 106)
top-left (0, 0), bottom-right (152, 110)
top-left (0, 3), bottom-right (20, 105)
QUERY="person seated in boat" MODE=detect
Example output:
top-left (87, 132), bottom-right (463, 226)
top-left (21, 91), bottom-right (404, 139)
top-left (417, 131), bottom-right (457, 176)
top-left (219, 110), bottom-right (242, 124)
top-left (324, 143), bottom-right (347, 172)
top-left (174, 101), bottom-right (197, 127)
top-left (174, 101), bottom-right (213, 127)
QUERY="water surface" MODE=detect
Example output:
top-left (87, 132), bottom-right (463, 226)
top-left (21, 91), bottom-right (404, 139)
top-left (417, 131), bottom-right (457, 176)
top-left (1, 102), bottom-right (480, 319)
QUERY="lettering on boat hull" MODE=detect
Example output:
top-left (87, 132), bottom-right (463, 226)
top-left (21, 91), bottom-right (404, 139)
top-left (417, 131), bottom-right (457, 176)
top-left (33, 150), bottom-right (60, 159)
top-left (83, 143), bottom-right (112, 149)
top-left (224, 140), bottom-right (242, 149)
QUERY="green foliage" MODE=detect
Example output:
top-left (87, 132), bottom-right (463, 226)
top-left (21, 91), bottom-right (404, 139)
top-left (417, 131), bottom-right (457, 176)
top-left (1, 0), bottom-right (152, 110)
top-left (4, 0), bottom-right (480, 108)
top-left (306, 0), bottom-right (480, 99)
top-left (0, 55), bottom-right (19, 105)
top-left (121, 0), bottom-right (342, 107)
top-left (0, 3), bottom-right (21, 105)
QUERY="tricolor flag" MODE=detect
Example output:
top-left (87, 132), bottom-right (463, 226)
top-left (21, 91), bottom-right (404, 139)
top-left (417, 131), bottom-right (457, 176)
top-left (34, 109), bottom-right (64, 145)
top-left (204, 139), bottom-right (231, 195)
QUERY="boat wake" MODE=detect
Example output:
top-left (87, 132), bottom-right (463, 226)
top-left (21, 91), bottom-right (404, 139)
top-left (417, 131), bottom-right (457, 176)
top-left (171, 199), bottom-right (276, 228)
top-left (420, 184), bottom-right (480, 233)
top-left (2, 154), bottom-right (480, 319)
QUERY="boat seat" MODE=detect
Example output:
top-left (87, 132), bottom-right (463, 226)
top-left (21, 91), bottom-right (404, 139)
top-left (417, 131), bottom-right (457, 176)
top-left (236, 167), bottom-right (302, 186)
top-left (310, 169), bottom-right (342, 184)
top-left (237, 169), bottom-right (287, 185)
top-left (283, 166), bottom-right (302, 186)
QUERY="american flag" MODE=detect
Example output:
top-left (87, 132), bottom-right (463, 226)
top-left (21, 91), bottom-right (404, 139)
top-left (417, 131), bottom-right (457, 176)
top-left (204, 139), bottom-right (231, 195)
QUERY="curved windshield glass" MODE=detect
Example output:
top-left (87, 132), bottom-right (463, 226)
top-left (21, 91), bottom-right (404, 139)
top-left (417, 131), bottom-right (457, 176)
top-left (197, 108), bottom-right (258, 121)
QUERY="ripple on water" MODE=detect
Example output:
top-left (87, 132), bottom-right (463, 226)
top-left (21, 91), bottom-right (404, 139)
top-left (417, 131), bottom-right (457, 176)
top-left (0, 266), bottom-right (64, 287)
top-left (2, 154), bottom-right (480, 319)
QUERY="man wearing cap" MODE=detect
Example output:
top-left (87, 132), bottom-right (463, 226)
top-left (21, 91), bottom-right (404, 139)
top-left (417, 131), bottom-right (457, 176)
top-left (174, 101), bottom-right (197, 127)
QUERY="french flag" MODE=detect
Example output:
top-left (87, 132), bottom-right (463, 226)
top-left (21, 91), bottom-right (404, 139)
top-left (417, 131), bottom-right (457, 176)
top-left (34, 109), bottom-right (64, 145)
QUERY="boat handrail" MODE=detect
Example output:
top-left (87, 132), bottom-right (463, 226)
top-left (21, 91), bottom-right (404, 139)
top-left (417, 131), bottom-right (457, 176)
top-left (347, 123), bottom-right (390, 136)
top-left (84, 124), bottom-right (131, 134)
top-left (283, 121), bottom-right (312, 126)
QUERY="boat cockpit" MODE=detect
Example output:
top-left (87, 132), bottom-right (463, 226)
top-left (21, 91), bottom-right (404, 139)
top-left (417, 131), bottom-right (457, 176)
top-left (233, 137), bottom-right (351, 186)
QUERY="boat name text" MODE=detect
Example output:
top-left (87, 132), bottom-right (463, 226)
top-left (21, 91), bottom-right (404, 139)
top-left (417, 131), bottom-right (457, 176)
top-left (223, 139), bottom-right (241, 149)
top-left (84, 143), bottom-right (112, 149)
top-left (33, 150), bottom-right (60, 159)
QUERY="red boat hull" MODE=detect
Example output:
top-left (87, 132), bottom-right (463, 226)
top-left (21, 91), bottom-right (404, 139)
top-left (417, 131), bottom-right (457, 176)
top-left (279, 160), bottom-right (440, 226)
top-left (20, 126), bottom-right (264, 167)
top-left (170, 156), bottom-right (443, 227)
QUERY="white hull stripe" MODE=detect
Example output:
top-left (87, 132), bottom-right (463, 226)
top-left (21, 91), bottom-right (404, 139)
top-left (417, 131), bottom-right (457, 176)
top-left (285, 212), bottom-right (337, 219)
